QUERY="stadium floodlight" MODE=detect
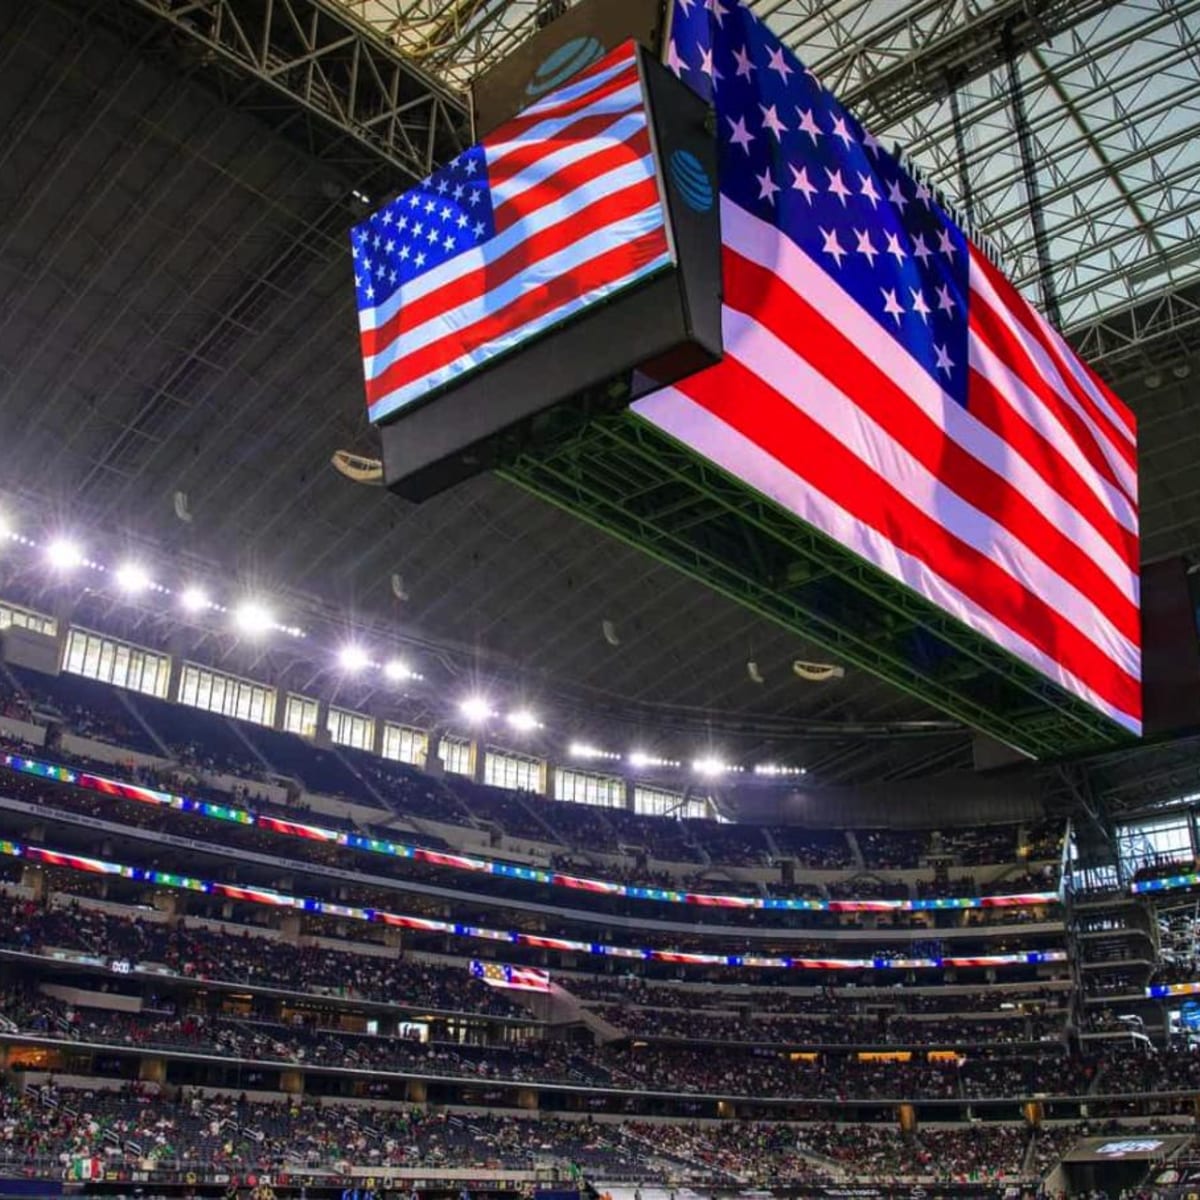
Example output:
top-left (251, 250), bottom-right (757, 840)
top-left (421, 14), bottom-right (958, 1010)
top-left (693, 757), bottom-right (727, 778)
top-left (0, 514), bottom-right (11, 541)
top-left (459, 695), bottom-right (493, 724)
top-left (233, 600), bottom-right (274, 636)
top-left (180, 585), bottom-right (209, 613)
top-left (45, 537), bottom-right (84, 571)
top-left (115, 562), bottom-right (152, 594)
top-left (507, 709), bottom-right (540, 732)
top-left (383, 658), bottom-right (413, 682)
top-left (338, 644), bottom-right (371, 673)
top-left (628, 751), bottom-right (652, 769)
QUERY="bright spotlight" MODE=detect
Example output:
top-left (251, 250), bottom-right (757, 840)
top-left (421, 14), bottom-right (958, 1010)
top-left (628, 751), bottom-right (652, 769)
top-left (384, 659), bottom-right (412, 682)
top-left (459, 695), bottom-right (493, 724)
top-left (693, 757), bottom-right (727, 778)
top-left (0, 514), bottom-right (12, 541)
top-left (45, 537), bottom-right (84, 571)
top-left (338, 644), bottom-right (371, 673)
top-left (507, 709), bottom-right (540, 732)
top-left (115, 562), bottom-right (152, 594)
top-left (233, 600), bottom-right (273, 636)
top-left (180, 586), bottom-right (209, 613)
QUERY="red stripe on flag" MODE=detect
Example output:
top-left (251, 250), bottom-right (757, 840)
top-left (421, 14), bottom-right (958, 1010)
top-left (722, 252), bottom-right (1140, 645)
top-left (677, 310), bottom-right (1141, 720)
top-left (361, 171), bottom-right (660, 358)
top-left (365, 227), bottom-right (670, 403)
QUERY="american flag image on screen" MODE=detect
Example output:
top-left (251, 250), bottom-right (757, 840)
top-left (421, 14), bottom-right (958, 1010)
top-left (469, 960), bottom-right (551, 993)
top-left (352, 41), bottom-right (672, 425)
top-left (634, 0), bottom-right (1140, 734)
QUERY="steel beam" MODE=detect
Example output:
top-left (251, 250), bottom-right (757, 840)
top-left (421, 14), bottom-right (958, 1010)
top-left (763, 0), bottom-right (1126, 130)
top-left (106, 0), bottom-right (471, 189)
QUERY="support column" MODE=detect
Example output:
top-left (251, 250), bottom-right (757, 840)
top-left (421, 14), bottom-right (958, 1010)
top-left (279, 1069), bottom-right (304, 1095)
top-left (1004, 32), bottom-right (1060, 327)
top-left (139, 1058), bottom-right (167, 1085)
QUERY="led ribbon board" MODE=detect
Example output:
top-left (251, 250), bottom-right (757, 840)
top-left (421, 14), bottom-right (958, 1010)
top-left (2, 754), bottom-right (1060, 915)
top-left (0, 837), bottom-right (1067, 972)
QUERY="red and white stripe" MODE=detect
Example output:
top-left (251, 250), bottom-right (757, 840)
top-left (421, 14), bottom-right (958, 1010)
top-left (361, 42), bottom-right (672, 422)
top-left (635, 198), bottom-right (1141, 733)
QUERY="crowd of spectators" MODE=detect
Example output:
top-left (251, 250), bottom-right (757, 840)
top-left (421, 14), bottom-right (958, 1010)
top-left (596, 1042), bottom-right (1095, 1101)
top-left (1, 745), bottom-right (1068, 931)
top-left (0, 1084), bottom-right (644, 1174)
top-left (2, 994), bottom-right (601, 1088)
top-left (0, 1084), bottom-right (1124, 1184)
top-left (0, 662), bottom-right (1069, 891)
top-left (798, 1122), bottom-right (1036, 1181)
top-left (0, 892), bottom-right (524, 1019)
top-left (559, 974), bottom-right (1073, 1020)
top-left (591, 1004), bottom-right (1065, 1047)
top-left (856, 830), bottom-right (928, 870)
top-left (760, 826), bottom-right (853, 869)
top-left (0, 972), bottom-right (1121, 1103)
top-left (1095, 1042), bottom-right (1200, 1094)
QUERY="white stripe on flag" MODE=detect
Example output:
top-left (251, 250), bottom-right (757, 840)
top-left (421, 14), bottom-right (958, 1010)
top-left (367, 250), bottom-right (673, 422)
top-left (358, 152), bottom-right (659, 335)
top-left (633, 385), bottom-right (1140, 734)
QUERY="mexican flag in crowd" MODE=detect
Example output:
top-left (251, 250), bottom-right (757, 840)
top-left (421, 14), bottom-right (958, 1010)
top-left (66, 1155), bottom-right (103, 1180)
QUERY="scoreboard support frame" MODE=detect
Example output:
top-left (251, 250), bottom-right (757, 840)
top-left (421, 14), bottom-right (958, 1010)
top-left (501, 410), bottom-right (1135, 759)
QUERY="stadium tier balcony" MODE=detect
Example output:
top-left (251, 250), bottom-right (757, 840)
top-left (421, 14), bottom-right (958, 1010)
top-left (0, 893), bottom-right (527, 1020)
top-left (856, 829), bottom-right (929, 870)
top-left (7, 667), bottom-right (160, 756)
top-left (0, 664), bottom-right (1070, 883)
top-left (763, 825), bottom-right (854, 868)
top-left (0, 1083), bottom-right (1112, 1185)
top-left (0, 1085), bottom-right (649, 1175)
top-left (0, 754), bottom-right (1066, 944)
top-left (130, 693), bottom-right (273, 782)
top-left (585, 1004), bottom-right (1066, 1046)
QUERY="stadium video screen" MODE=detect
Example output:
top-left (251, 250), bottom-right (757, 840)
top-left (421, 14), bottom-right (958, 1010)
top-left (632, 1), bottom-right (1141, 736)
top-left (352, 41), bottom-right (675, 427)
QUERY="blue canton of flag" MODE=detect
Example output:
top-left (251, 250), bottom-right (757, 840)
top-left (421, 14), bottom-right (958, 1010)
top-left (668, 0), bottom-right (969, 404)
top-left (351, 145), bottom-right (496, 311)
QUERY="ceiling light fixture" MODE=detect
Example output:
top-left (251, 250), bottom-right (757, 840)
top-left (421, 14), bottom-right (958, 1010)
top-left (459, 695), bottom-right (493, 724)
top-left (338, 644), bottom-right (371, 673)
top-left (45, 538), bottom-right (84, 571)
top-left (233, 600), bottom-right (274, 636)
top-left (180, 586), bottom-right (210, 613)
top-left (115, 563), bottom-right (152, 594)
